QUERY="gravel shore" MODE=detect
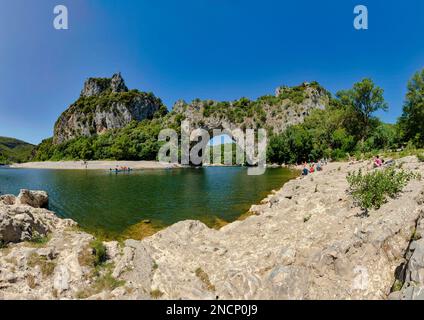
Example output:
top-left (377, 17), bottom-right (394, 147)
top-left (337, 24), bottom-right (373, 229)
top-left (8, 161), bottom-right (181, 170)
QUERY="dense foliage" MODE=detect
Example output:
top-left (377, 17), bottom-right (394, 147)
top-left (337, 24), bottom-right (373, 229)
top-left (33, 119), bottom-right (166, 161)
top-left (398, 69), bottom-right (424, 147)
top-left (267, 78), bottom-right (396, 164)
top-left (347, 167), bottom-right (416, 212)
top-left (0, 137), bottom-right (34, 164)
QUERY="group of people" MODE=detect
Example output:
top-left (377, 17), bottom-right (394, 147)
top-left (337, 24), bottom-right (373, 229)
top-left (373, 155), bottom-right (395, 168)
top-left (299, 155), bottom-right (393, 176)
top-left (110, 166), bottom-right (132, 173)
top-left (301, 158), bottom-right (328, 176)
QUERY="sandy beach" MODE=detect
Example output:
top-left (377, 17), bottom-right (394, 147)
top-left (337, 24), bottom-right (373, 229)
top-left (8, 160), bottom-right (181, 170)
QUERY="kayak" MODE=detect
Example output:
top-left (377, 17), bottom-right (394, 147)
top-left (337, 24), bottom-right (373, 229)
top-left (109, 169), bottom-right (133, 173)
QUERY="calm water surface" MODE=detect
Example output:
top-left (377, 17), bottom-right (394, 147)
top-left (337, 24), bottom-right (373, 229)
top-left (0, 167), bottom-right (297, 236)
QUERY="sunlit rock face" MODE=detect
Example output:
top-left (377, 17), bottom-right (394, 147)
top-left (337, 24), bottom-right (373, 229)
top-left (167, 81), bottom-right (330, 137)
top-left (53, 73), bottom-right (163, 144)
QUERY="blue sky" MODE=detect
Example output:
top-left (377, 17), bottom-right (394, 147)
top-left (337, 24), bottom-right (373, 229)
top-left (0, 0), bottom-right (423, 144)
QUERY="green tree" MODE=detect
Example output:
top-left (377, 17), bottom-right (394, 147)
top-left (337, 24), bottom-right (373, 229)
top-left (336, 78), bottom-right (387, 140)
top-left (398, 69), bottom-right (424, 147)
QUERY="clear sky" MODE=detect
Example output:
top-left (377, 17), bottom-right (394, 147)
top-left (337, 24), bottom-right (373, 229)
top-left (1, 0), bottom-right (423, 144)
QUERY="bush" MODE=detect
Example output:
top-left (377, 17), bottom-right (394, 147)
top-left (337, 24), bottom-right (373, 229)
top-left (347, 167), bottom-right (416, 213)
top-left (91, 240), bottom-right (107, 267)
top-left (417, 153), bottom-right (424, 162)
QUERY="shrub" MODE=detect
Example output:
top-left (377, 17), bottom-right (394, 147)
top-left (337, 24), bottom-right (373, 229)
top-left (417, 153), bottom-right (424, 162)
top-left (91, 240), bottom-right (107, 267)
top-left (347, 167), bottom-right (416, 213)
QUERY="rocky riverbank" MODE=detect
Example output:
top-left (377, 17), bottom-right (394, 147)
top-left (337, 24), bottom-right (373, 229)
top-left (1, 156), bottom-right (424, 300)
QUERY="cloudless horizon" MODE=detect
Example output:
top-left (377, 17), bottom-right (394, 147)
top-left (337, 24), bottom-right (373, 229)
top-left (1, 0), bottom-right (424, 144)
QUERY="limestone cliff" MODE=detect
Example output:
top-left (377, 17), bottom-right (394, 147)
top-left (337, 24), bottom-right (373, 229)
top-left (53, 73), bottom-right (165, 144)
top-left (53, 77), bottom-right (330, 146)
top-left (167, 81), bottom-right (330, 134)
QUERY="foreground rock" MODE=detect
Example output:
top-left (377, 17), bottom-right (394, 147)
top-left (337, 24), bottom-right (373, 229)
top-left (389, 191), bottom-right (424, 300)
top-left (141, 157), bottom-right (424, 300)
top-left (0, 190), bottom-right (52, 243)
top-left (1, 157), bottom-right (424, 299)
top-left (16, 190), bottom-right (49, 208)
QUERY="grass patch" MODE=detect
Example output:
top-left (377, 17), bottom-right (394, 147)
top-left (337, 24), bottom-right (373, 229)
top-left (75, 240), bottom-right (125, 299)
top-left (195, 267), bottom-right (216, 292)
top-left (152, 261), bottom-right (159, 271)
top-left (77, 239), bottom-right (108, 269)
top-left (26, 234), bottom-right (51, 248)
top-left (347, 167), bottom-right (416, 214)
top-left (412, 228), bottom-right (422, 241)
top-left (78, 246), bottom-right (95, 267)
top-left (27, 253), bottom-right (56, 278)
top-left (93, 271), bottom-right (125, 292)
top-left (26, 274), bottom-right (37, 289)
top-left (76, 269), bottom-right (125, 299)
top-left (150, 289), bottom-right (164, 299)
top-left (391, 279), bottom-right (404, 292)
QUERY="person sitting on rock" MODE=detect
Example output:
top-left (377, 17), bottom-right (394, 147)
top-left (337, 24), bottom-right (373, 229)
top-left (309, 163), bottom-right (315, 173)
top-left (301, 163), bottom-right (309, 176)
top-left (374, 155), bottom-right (383, 168)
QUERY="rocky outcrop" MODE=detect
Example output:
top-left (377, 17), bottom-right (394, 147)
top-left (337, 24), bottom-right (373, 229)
top-left (168, 82), bottom-right (330, 136)
top-left (392, 238), bottom-right (424, 300)
top-left (2, 157), bottom-right (424, 300)
top-left (53, 73), bottom-right (165, 144)
top-left (0, 191), bottom-right (68, 244)
top-left (389, 188), bottom-right (424, 300)
top-left (16, 190), bottom-right (48, 208)
top-left (136, 157), bottom-right (424, 300)
top-left (52, 77), bottom-right (330, 147)
top-left (0, 194), bottom-right (87, 299)
top-left (0, 206), bottom-right (50, 243)
top-left (81, 73), bottom-right (128, 98)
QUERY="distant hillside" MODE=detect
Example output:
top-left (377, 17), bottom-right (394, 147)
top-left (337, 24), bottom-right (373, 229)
top-left (0, 137), bottom-right (35, 164)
